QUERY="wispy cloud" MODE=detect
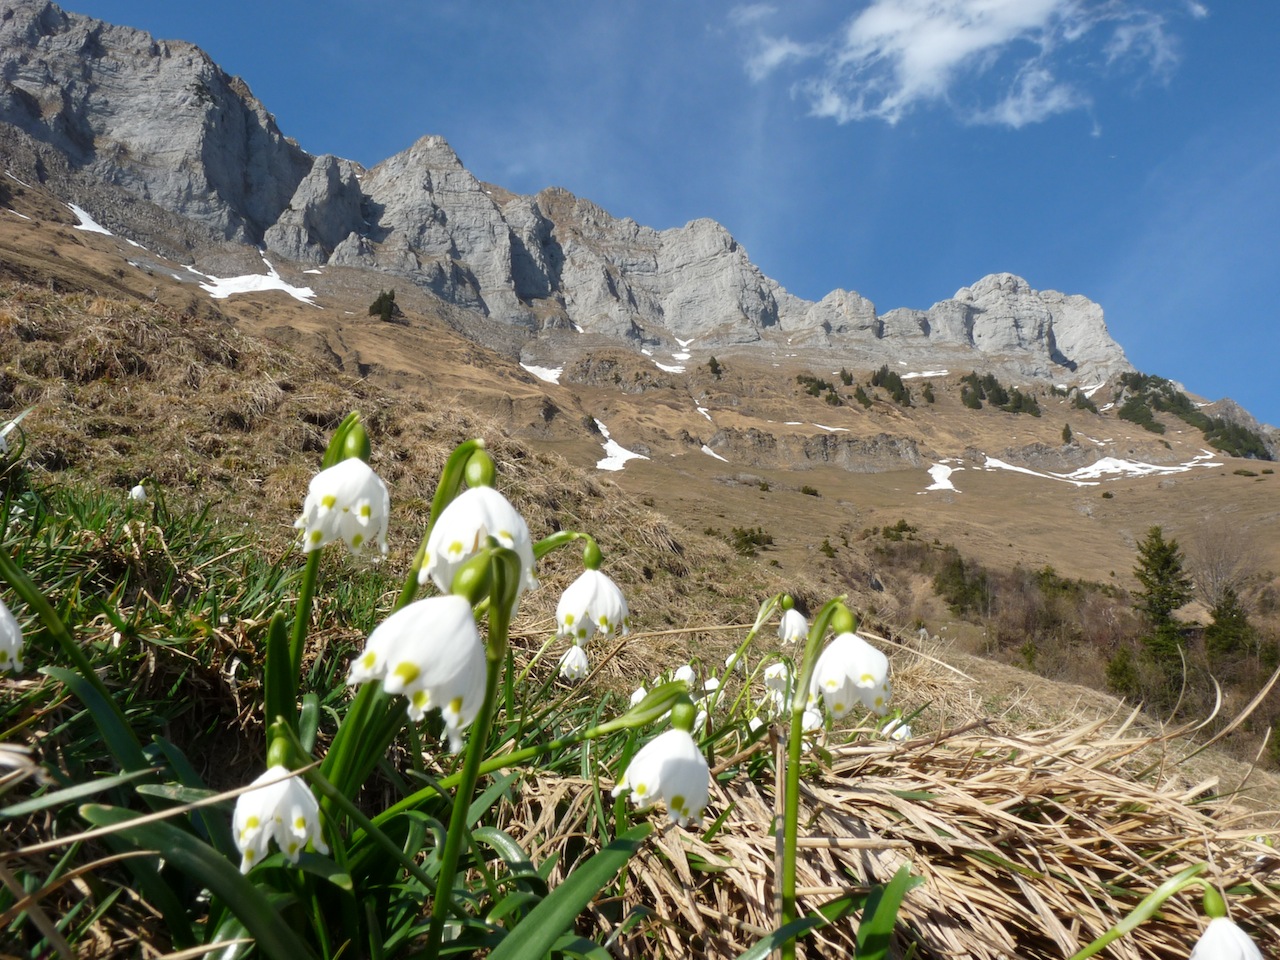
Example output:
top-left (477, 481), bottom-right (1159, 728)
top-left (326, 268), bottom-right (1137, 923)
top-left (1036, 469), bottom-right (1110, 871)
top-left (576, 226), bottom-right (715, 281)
top-left (734, 1), bottom-right (1205, 127)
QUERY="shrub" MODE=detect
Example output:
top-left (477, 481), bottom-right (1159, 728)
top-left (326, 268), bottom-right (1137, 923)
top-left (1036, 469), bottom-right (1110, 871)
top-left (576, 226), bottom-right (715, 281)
top-left (800, 485), bottom-right (820, 497)
top-left (368, 289), bottom-right (402, 322)
top-left (707, 356), bottom-right (722, 379)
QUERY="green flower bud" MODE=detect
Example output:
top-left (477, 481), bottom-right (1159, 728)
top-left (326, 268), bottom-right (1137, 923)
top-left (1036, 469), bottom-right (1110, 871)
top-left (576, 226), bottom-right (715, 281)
top-left (670, 695), bottom-right (699, 734)
top-left (1202, 885), bottom-right (1227, 919)
top-left (582, 536), bottom-right (603, 571)
top-left (266, 735), bottom-right (294, 770)
top-left (781, 594), bottom-right (795, 611)
top-left (830, 603), bottom-right (857, 635)
top-left (465, 448), bottom-right (496, 488)
top-left (450, 550), bottom-right (493, 606)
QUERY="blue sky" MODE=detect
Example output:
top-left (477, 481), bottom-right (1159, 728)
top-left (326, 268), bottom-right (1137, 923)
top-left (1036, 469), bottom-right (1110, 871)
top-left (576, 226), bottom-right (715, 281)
top-left (66, 1), bottom-right (1280, 427)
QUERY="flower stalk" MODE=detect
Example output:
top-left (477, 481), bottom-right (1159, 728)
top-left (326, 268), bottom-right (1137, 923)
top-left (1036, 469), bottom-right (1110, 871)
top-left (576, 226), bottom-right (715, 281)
top-left (779, 596), bottom-right (849, 960)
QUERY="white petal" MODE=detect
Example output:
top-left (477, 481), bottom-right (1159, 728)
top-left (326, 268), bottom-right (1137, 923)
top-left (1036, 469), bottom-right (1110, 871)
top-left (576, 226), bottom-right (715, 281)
top-left (1190, 917), bottom-right (1264, 960)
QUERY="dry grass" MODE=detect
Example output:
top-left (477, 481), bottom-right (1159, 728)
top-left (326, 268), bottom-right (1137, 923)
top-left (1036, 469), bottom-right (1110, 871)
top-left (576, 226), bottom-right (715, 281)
top-left (504, 712), bottom-right (1280, 959)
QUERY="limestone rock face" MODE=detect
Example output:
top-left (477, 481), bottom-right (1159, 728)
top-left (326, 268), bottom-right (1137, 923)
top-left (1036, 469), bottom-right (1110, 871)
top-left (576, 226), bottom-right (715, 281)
top-left (263, 155), bottom-right (366, 264)
top-left (0, 0), bottom-right (312, 243)
top-left (0, 0), bottom-right (1135, 385)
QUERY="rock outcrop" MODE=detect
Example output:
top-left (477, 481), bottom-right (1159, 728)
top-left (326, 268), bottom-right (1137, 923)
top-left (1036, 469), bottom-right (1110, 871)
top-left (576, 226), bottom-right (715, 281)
top-left (0, 0), bottom-right (1133, 386)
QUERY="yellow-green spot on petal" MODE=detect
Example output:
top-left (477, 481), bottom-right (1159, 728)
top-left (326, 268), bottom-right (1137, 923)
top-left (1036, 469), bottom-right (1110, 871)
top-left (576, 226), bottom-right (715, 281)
top-left (448, 540), bottom-right (465, 557)
top-left (448, 696), bottom-right (464, 716)
top-left (564, 613), bottom-right (575, 625)
top-left (245, 815), bottom-right (260, 830)
top-left (321, 494), bottom-right (337, 509)
top-left (294, 816), bottom-right (306, 830)
top-left (309, 529), bottom-right (323, 544)
top-left (350, 533), bottom-right (364, 548)
top-left (360, 504), bottom-right (371, 518)
top-left (412, 690), bottom-right (430, 710)
top-left (392, 662), bottom-right (420, 686)
top-left (359, 651), bottom-right (377, 670)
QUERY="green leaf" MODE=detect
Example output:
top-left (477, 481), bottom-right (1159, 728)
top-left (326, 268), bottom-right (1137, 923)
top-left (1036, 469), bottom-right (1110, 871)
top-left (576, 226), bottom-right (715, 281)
top-left (855, 865), bottom-right (919, 960)
top-left (79, 804), bottom-right (319, 960)
top-left (42, 666), bottom-right (149, 774)
top-left (486, 824), bottom-right (651, 960)
top-left (733, 916), bottom-right (829, 960)
top-left (299, 693), bottom-right (321, 754)
top-left (0, 768), bottom-right (156, 819)
top-left (152, 736), bottom-right (237, 857)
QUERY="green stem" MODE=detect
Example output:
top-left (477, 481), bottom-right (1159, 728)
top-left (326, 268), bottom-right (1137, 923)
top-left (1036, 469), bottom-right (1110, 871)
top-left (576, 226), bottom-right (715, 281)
top-left (1066, 865), bottom-right (1207, 960)
top-left (780, 597), bottom-right (846, 960)
top-left (290, 549), bottom-right (322, 682)
top-left (425, 555), bottom-right (511, 957)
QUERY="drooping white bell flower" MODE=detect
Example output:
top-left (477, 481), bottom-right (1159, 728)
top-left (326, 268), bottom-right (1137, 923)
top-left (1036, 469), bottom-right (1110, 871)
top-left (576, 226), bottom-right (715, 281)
top-left (556, 568), bottom-right (629, 643)
top-left (128, 483), bottom-right (147, 502)
top-left (724, 651), bottom-right (746, 674)
top-left (558, 644), bottom-right (590, 681)
top-left (673, 664), bottom-right (696, 687)
top-left (347, 595), bottom-right (487, 751)
top-left (0, 596), bottom-right (24, 673)
top-left (1189, 917), bottom-right (1263, 960)
top-left (810, 632), bottom-right (892, 718)
top-left (629, 685), bottom-right (648, 708)
top-left (613, 728), bottom-right (710, 827)
top-left (882, 717), bottom-right (912, 742)
top-left (232, 766), bottom-right (329, 873)
top-left (778, 608), bottom-right (808, 645)
top-left (420, 486), bottom-right (537, 605)
top-left (762, 662), bottom-right (790, 715)
top-left (294, 457), bottom-right (390, 556)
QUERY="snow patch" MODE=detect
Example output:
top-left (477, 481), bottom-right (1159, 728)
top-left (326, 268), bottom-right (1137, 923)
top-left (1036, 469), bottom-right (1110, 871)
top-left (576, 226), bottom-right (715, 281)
top-left (1063, 453), bottom-right (1221, 480)
top-left (5, 171), bottom-right (32, 188)
top-left (696, 406), bottom-right (712, 422)
top-left (520, 363), bottom-right (563, 384)
top-left (68, 203), bottom-right (112, 235)
top-left (983, 456), bottom-right (1098, 487)
top-left (672, 352), bottom-right (691, 361)
top-left (192, 254), bottom-right (317, 305)
top-left (573, 323), bottom-right (584, 333)
top-left (594, 419), bottom-right (649, 472)
top-left (813, 423), bottom-right (849, 433)
top-left (641, 348), bottom-right (653, 356)
top-left (701, 444), bottom-right (729, 462)
top-left (901, 369), bottom-right (948, 379)
top-left (920, 463), bottom-right (960, 493)
top-left (654, 361), bottom-right (685, 374)
top-left (8, 210), bottom-right (31, 221)
top-left (1081, 382), bottom-right (1106, 398)
top-left (304, 268), bottom-right (323, 275)
top-left (675, 337), bottom-right (695, 348)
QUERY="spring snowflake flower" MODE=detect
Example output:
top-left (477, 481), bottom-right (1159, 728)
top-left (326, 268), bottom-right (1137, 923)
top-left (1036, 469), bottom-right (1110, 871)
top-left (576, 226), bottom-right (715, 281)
top-left (420, 486), bottom-right (537, 604)
top-left (232, 766), bottom-right (329, 873)
top-left (810, 632), bottom-right (892, 718)
top-left (882, 718), bottom-right (912, 741)
top-left (347, 595), bottom-right (487, 751)
top-left (630, 685), bottom-right (648, 707)
top-left (724, 651), bottom-right (746, 674)
top-left (0, 596), bottom-right (23, 673)
top-left (613, 728), bottom-right (710, 826)
top-left (294, 457), bottom-right (390, 556)
top-left (778, 608), bottom-right (808, 645)
top-left (673, 664), bottom-right (696, 686)
top-left (1189, 917), bottom-right (1263, 960)
top-left (556, 569), bottom-right (629, 643)
top-left (128, 483), bottom-right (147, 502)
top-left (762, 662), bottom-right (790, 714)
top-left (558, 644), bottom-right (590, 681)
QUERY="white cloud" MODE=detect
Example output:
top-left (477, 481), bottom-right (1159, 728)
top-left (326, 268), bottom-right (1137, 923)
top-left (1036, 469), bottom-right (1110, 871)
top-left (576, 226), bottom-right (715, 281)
top-left (733, 0), bottom-right (1203, 128)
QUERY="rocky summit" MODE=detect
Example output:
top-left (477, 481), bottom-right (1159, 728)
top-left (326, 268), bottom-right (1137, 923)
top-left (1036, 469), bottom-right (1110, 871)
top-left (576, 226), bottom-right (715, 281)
top-left (1, 0), bottom-right (1131, 386)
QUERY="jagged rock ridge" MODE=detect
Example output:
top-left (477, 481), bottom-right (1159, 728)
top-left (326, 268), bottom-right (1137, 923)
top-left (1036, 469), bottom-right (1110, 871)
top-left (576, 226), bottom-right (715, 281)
top-left (1, 0), bottom-right (1130, 384)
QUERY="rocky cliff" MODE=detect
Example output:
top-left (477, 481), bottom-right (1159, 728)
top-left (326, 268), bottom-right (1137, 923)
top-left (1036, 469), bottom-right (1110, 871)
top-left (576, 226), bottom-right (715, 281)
top-left (1, 0), bottom-right (1132, 385)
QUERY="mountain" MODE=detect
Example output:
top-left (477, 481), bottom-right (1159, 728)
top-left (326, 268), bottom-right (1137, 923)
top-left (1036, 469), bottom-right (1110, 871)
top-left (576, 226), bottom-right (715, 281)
top-left (1, 0), bottom-right (1134, 388)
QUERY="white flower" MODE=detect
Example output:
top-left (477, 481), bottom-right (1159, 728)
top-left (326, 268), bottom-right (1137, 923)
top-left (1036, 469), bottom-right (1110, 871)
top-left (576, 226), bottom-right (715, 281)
top-left (347, 595), bottom-right (486, 751)
top-left (0, 596), bottom-right (24, 673)
top-left (420, 487), bottom-right (537, 605)
top-left (630, 686), bottom-right (648, 708)
top-left (673, 664), bottom-right (696, 687)
top-left (612, 728), bottom-right (710, 826)
top-left (703, 676), bottom-right (721, 695)
top-left (748, 717), bottom-right (764, 733)
top-left (810, 633), bottom-right (892, 718)
top-left (778, 608), bottom-right (808, 645)
top-left (556, 569), bottom-right (629, 643)
top-left (762, 662), bottom-right (790, 714)
top-left (882, 718), bottom-right (912, 741)
top-left (724, 651), bottom-right (746, 674)
top-left (128, 483), bottom-right (147, 502)
top-left (232, 766), bottom-right (328, 873)
top-left (294, 458), bottom-right (390, 556)
top-left (558, 644), bottom-right (590, 681)
top-left (1190, 917), bottom-right (1263, 960)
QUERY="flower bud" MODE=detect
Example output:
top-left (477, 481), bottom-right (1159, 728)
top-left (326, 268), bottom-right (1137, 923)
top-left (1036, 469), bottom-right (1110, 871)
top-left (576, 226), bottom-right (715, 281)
top-left (465, 448), bottom-right (496, 488)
